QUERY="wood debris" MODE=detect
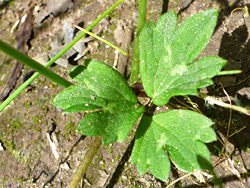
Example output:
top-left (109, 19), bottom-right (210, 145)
top-left (0, 2), bottom-right (34, 101)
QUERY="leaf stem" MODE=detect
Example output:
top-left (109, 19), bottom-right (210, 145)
top-left (217, 70), bottom-right (242, 76)
top-left (68, 136), bottom-right (102, 188)
top-left (129, 0), bottom-right (147, 86)
top-left (198, 92), bottom-right (250, 116)
top-left (166, 174), bottom-right (190, 188)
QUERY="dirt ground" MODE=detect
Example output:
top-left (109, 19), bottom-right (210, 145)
top-left (1, 0), bottom-right (250, 187)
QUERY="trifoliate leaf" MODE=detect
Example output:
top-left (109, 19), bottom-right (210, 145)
top-left (131, 110), bottom-right (216, 181)
top-left (51, 60), bottom-right (144, 144)
top-left (140, 9), bottom-right (226, 106)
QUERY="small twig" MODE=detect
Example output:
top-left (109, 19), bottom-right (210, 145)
top-left (229, 126), bottom-right (246, 138)
top-left (117, 25), bottom-right (132, 75)
top-left (220, 84), bottom-right (232, 153)
top-left (46, 133), bottom-right (59, 160)
top-left (198, 92), bottom-right (250, 116)
top-left (0, 2), bottom-right (34, 101)
top-left (223, 158), bottom-right (245, 188)
top-left (185, 96), bottom-right (203, 114)
top-left (173, 96), bottom-right (199, 113)
top-left (216, 134), bottom-right (225, 148)
top-left (227, 158), bottom-right (242, 180)
top-left (113, 49), bottom-right (119, 69)
top-left (74, 25), bottom-right (139, 64)
top-left (166, 173), bottom-right (191, 188)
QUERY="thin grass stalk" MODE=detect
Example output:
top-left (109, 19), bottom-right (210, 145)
top-left (0, 0), bottom-right (124, 112)
top-left (0, 40), bottom-right (72, 88)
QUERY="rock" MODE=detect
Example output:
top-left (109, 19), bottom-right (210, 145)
top-left (114, 20), bottom-right (125, 44)
top-left (63, 20), bottom-right (74, 45)
top-left (47, 0), bottom-right (73, 16)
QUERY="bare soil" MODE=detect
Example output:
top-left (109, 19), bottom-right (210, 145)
top-left (1, 0), bottom-right (250, 187)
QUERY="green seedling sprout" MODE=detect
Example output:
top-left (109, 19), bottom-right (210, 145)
top-left (51, 9), bottom-right (242, 185)
top-left (1, 0), bottom-right (249, 186)
top-left (52, 8), bottom-right (248, 185)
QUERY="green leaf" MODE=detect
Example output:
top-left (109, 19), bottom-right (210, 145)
top-left (51, 60), bottom-right (144, 144)
top-left (131, 110), bottom-right (216, 181)
top-left (131, 115), bottom-right (171, 181)
top-left (140, 9), bottom-right (226, 106)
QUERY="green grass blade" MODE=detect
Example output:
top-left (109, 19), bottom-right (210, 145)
top-left (0, 40), bottom-right (72, 88)
top-left (217, 70), bottom-right (242, 75)
top-left (45, 0), bottom-right (124, 68)
top-left (74, 26), bottom-right (139, 64)
top-left (0, 0), bottom-right (124, 112)
top-left (74, 26), bottom-right (130, 57)
top-left (0, 72), bottom-right (38, 112)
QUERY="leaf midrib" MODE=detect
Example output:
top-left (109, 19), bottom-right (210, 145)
top-left (153, 121), bottom-right (199, 170)
top-left (152, 17), bottom-right (212, 100)
top-left (84, 73), bottom-right (136, 103)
